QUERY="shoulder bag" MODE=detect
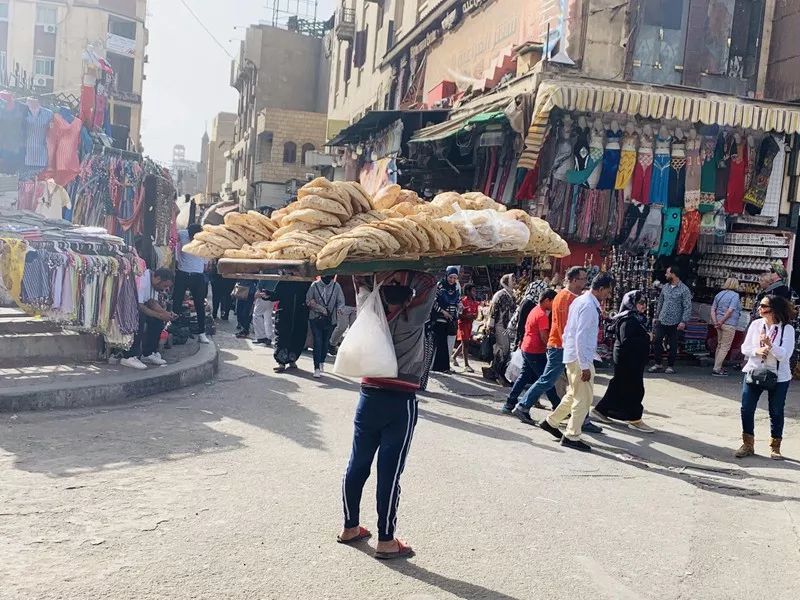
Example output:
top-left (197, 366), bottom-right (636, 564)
top-left (745, 324), bottom-right (784, 392)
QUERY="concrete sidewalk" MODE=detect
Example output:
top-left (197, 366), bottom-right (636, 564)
top-left (0, 338), bottom-right (218, 411)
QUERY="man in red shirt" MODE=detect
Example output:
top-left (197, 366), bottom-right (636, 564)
top-left (503, 289), bottom-right (560, 413)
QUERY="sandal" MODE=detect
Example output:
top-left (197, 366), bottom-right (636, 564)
top-left (337, 526), bottom-right (371, 545)
top-left (375, 540), bottom-right (415, 560)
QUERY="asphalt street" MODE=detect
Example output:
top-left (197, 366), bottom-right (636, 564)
top-left (2, 322), bottom-right (799, 600)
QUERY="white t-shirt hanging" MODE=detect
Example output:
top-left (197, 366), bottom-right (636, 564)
top-left (34, 179), bottom-right (72, 220)
top-left (137, 270), bottom-right (154, 304)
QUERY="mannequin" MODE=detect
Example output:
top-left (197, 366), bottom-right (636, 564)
top-left (650, 125), bottom-right (672, 205)
top-left (684, 128), bottom-right (701, 211)
top-left (597, 119), bottom-right (622, 190)
top-left (615, 121), bottom-right (639, 192)
top-left (586, 118), bottom-right (605, 189)
top-left (668, 127), bottom-right (687, 208)
top-left (566, 117), bottom-right (604, 188)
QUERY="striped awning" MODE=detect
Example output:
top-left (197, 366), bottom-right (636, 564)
top-left (409, 96), bottom-right (513, 144)
top-left (518, 79), bottom-right (800, 170)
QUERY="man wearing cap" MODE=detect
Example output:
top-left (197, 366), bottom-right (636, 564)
top-left (752, 263), bottom-right (793, 320)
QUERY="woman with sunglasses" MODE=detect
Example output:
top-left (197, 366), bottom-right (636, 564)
top-left (592, 290), bottom-right (655, 433)
top-left (736, 295), bottom-right (796, 460)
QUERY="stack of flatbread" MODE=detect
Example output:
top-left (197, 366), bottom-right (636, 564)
top-left (182, 210), bottom-right (278, 259)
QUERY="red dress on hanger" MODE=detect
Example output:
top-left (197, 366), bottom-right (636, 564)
top-left (725, 139), bottom-right (748, 215)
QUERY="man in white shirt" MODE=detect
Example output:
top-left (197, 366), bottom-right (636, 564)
top-left (121, 268), bottom-right (177, 370)
top-left (539, 274), bottom-right (614, 452)
top-left (173, 224), bottom-right (210, 344)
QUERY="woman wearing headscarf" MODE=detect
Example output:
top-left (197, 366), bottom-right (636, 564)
top-left (307, 275), bottom-right (346, 378)
top-left (430, 266), bottom-right (461, 373)
top-left (486, 273), bottom-right (517, 385)
top-left (273, 280), bottom-right (311, 374)
top-left (427, 266), bottom-right (459, 372)
top-left (591, 290), bottom-right (654, 433)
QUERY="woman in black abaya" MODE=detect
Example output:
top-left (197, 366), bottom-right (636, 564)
top-left (592, 290), bottom-right (655, 433)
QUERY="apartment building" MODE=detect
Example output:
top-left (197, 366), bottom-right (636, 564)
top-left (0, 0), bottom-right (148, 148)
top-left (203, 111), bottom-right (236, 201)
top-left (228, 23), bottom-right (330, 209)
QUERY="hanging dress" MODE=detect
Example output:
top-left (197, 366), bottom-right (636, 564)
top-left (743, 135), bottom-right (780, 214)
top-left (631, 131), bottom-right (653, 204)
top-left (649, 133), bottom-right (671, 205)
top-left (761, 134), bottom-right (786, 221)
top-left (659, 206), bottom-right (682, 257)
top-left (715, 134), bottom-right (732, 202)
top-left (637, 206), bottom-right (663, 254)
top-left (615, 131), bottom-right (638, 192)
top-left (24, 107), bottom-right (54, 168)
top-left (699, 133), bottom-right (720, 212)
top-left (597, 129), bottom-right (622, 190)
top-left (677, 210), bottom-right (701, 255)
top-left (567, 127), bottom-right (603, 188)
top-left (668, 136), bottom-right (687, 208)
top-left (725, 136), bottom-right (748, 215)
top-left (551, 127), bottom-right (577, 182)
top-left (684, 135), bottom-right (702, 211)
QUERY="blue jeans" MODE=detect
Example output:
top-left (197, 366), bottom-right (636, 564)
top-left (741, 377), bottom-right (790, 439)
top-left (342, 387), bottom-right (418, 542)
top-left (517, 347), bottom-right (564, 410)
top-left (309, 318), bottom-right (334, 369)
top-left (507, 351), bottom-right (560, 407)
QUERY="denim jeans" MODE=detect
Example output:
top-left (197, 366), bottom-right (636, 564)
top-left (741, 377), bottom-right (790, 439)
top-left (310, 318), bottom-right (334, 369)
top-left (507, 351), bottom-right (561, 407)
top-left (653, 323), bottom-right (679, 367)
top-left (517, 347), bottom-right (564, 410)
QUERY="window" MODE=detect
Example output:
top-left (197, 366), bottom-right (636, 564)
top-left (34, 57), bottom-right (55, 77)
top-left (258, 131), bottom-right (273, 163)
top-left (108, 16), bottom-right (136, 40)
top-left (641, 0), bottom-right (684, 30)
top-left (283, 142), bottom-right (297, 164)
top-left (106, 52), bottom-right (134, 92)
top-left (113, 104), bottom-right (131, 128)
top-left (36, 4), bottom-right (57, 26)
top-left (301, 144), bottom-right (315, 165)
top-left (0, 3), bottom-right (8, 20)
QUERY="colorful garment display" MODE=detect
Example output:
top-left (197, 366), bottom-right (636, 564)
top-left (615, 132), bottom-right (638, 191)
top-left (677, 210), bottom-right (701, 255)
top-left (760, 135), bottom-right (786, 221)
top-left (24, 106), bottom-right (54, 168)
top-left (684, 135), bottom-right (702, 211)
top-left (567, 128), bottom-right (603, 187)
top-left (45, 114), bottom-right (83, 186)
top-left (743, 135), bottom-right (780, 213)
top-left (0, 94), bottom-right (28, 172)
top-left (700, 133), bottom-right (720, 211)
top-left (650, 134), bottom-right (671, 205)
top-left (597, 129), bottom-right (622, 190)
top-left (725, 136), bottom-right (748, 215)
top-left (659, 207), bottom-right (682, 256)
top-left (631, 132), bottom-right (653, 204)
top-left (668, 136), bottom-right (687, 208)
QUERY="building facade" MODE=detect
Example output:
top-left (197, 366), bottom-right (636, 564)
top-left (204, 111), bottom-right (236, 202)
top-left (228, 23), bottom-right (330, 209)
top-left (171, 144), bottom-right (200, 198)
top-left (0, 0), bottom-right (148, 148)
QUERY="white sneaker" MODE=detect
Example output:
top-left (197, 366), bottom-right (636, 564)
top-left (120, 357), bottom-right (147, 370)
top-left (198, 333), bottom-right (210, 344)
top-left (319, 363), bottom-right (325, 373)
top-left (313, 369), bottom-right (322, 378)
top-left (141, 354), bottom-right (167, 366)
top-left (153, 352), bottom-right (163, 361)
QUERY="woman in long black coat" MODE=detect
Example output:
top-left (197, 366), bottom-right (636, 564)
top-left (592, 290), bottom-right (655, 433)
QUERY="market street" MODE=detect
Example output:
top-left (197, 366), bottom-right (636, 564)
top-left (2, 325), bottom-right (800, 600)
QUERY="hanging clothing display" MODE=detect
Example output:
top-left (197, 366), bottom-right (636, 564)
top-left (551, 126), bottom-right (576, 182)
top-left (700, 133), bottom-right (720, 211)
top-left (44, 113), bottom-right (84, 186)
top-left (743, 135), bottom-right (780, 213)
top-left (715, 134), bottom-right (731, 202)
top-left (760, 135), bottom-right (786, 221)
top-left (0, 94), bottom-right (29, 173)
top-left (24, 106), bottom-right (54, 168)
top-left (597, 129), bottom-right (622, 190)
top-left (677, 210), bottom-right (701, 255)
top-left (566, 127), bottom-right (603, 187)
top-left (658, 207), bottom-right (682, 256)
top-left (668, 136), bottom-right (687, 208)
top-left (34, 179), bottom-right (71, 220)
top-left (725, 136), bottom-right (748, 215)
top-left (684, 135), bottom-right (702, 211)
top-left (650, 134), bottom-right (671, 205)
top-left (615, 131), bottom-right (638, 191)
top-left (631, 131), bottom-right (653, 204)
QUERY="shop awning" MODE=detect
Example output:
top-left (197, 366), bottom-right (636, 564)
top-left (325, 110), bottom-right (449, 146)
top-left (518, 79), bottom-right (800, 170)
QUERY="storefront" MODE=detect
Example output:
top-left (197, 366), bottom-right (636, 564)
top-left (518, 75), bottom-right (800, 362)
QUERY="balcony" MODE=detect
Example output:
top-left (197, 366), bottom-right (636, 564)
top-left (335, 6), bottom-right (356, 42)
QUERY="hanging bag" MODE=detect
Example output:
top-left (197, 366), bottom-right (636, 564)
top-left (333, 285), bottom-right (398, 378)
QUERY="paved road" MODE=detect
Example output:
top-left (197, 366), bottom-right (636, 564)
top-left (2, 323), bottom-right (800, 600)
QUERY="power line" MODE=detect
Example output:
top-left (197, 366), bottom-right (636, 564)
top-left (176, 0), bottom-right (234, 59)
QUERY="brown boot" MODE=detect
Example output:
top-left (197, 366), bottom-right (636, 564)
top-left (735, 433), bottom-right (755, 458)
top-left (769, 437), bottom-right (783, 460)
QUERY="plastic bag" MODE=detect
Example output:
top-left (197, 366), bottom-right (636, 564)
top-left (442, 208), bottom-right (503, 249)
top-left (333, 285), bottom-right (398, 378)
top-left (504, 348), bottom-right (524, 383)
top-left (495, 218), bottom-right (530, 252)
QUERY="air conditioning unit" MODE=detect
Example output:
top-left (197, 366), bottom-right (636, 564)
top-left (43, 24), bottom-right (57, 34)
top-left (33, 76), bottom-right (48, 88)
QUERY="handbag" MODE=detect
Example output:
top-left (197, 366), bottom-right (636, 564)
top-left (232, 283), bottom-right (250, 301)
top-left (745, 324), bottom-right (784, 392)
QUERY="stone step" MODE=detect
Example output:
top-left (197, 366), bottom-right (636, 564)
top-left (0, 330), bottom-right (103, 366)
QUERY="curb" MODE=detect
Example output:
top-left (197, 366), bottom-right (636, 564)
top-left (0, 343), bottom-right (219, 412)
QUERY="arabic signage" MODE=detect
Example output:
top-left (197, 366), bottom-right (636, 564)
top-left (106, 33), bottom-right (136, 57)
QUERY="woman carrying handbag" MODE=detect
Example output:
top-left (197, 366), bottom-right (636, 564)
top-left (736, 295), bottom-right (796, 460)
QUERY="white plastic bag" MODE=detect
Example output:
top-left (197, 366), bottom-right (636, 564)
top-left (505, 348), bottom-right (524, 383)
top-left (333, 285), bottom-right (398, 378)
top-left (442, 208), bottom-right (503, 249)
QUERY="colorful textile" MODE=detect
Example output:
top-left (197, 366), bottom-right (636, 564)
top-left (658, 206), bottom-right (682, 256)
top-left (25, 107), bottom-right (54, 168)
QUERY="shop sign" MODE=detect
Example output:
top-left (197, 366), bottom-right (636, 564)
top-left (411, 28), bottom-right (441, 59)
top-left (106, 33), bottom-right (136, 57)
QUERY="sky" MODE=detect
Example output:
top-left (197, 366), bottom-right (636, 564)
top-left (141, 0), bottom-right (336, 165)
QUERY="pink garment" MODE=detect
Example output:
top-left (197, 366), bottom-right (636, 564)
top-left (17, 180), bottom-right (46, 212)
top-left (44, 114), bottom-right (83, 186)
